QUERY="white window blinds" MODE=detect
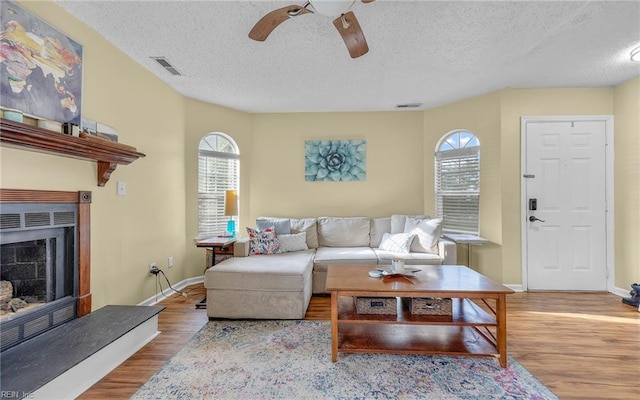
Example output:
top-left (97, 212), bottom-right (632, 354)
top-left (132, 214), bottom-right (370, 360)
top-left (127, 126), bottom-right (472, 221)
top-left (198, 134), bottom-right (239, 239)
top-left (435, 132), bottom-right (480, 234)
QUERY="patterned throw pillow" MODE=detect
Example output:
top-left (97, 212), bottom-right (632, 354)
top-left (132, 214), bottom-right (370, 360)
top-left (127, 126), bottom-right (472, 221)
top-left (277, 232), bottom-right (308, 253)
top-left (247, 227), bottom-right (283, 255)
top-left (378, 232), bottom-right (415, 254)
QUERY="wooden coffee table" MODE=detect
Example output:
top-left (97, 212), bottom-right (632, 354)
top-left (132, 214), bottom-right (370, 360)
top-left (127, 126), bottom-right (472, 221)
top-left (325, 264), bottom-right (514, 367)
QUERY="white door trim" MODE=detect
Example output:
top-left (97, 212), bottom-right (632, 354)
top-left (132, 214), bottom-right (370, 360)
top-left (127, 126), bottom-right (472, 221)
top-left (520, 115), bottom-right (614, 292)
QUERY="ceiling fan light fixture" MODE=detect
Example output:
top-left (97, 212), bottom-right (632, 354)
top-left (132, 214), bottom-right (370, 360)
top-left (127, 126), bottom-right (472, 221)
top-left (309, 0), bottom-right (355, 16)
top-left (631, 46), bottom-right (640, 62)
top-left (340, 14), bottom-right (351, 29)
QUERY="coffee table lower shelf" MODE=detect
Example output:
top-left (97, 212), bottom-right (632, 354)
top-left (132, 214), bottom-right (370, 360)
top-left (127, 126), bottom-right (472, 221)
top-left (337, 323), bottom-right (499, 359)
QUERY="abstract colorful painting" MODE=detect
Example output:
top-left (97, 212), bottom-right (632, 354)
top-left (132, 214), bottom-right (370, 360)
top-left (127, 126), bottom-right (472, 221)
top-left (305, 140), bottom-right (366, 181)
top-left (0, 1), bottom-right (83, 124)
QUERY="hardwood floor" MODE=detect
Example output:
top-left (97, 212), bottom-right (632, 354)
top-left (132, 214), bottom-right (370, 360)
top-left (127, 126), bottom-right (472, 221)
top-left (79, 286), bottom-right (639, 399)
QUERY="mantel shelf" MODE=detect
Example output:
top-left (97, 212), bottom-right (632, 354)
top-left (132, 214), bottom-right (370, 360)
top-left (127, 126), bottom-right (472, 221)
top-left (0, 118), bottom-right (146, 186)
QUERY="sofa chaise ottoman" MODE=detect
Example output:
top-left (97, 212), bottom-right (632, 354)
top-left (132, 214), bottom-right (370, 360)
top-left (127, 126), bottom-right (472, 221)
top-left (204, 249), bottom-right (314, 319)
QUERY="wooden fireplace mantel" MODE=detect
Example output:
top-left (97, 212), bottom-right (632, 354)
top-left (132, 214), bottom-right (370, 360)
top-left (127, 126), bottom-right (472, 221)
top-left (0, 189), bottom-right (92, 317)
top-left (0, 118), bottom-right (145, 187)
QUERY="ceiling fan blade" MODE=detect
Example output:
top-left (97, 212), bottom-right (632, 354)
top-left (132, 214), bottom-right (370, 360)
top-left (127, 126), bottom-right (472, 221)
top-left (333, 11), bottom-right (369, 58)
top-left (249, 5), bottom-right (311, 41)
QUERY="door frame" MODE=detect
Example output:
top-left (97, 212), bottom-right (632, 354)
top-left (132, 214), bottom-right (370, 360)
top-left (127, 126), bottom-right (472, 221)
top-left (520, 115), bottom-right (614, 292)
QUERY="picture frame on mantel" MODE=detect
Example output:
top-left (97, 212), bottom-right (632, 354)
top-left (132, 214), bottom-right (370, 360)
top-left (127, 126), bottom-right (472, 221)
top-left (0, 1), bottom-right (83, 126)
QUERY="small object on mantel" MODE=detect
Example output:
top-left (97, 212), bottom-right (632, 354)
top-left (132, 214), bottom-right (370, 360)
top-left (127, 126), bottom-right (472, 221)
top-left (62, 122), bottom-right (80, 137)
top-left (37, 119), bottom-right (63, 133)
top-left (97, 122), bottom-right (118, 142)
top-left (2, 108), bottom-right (23, 123)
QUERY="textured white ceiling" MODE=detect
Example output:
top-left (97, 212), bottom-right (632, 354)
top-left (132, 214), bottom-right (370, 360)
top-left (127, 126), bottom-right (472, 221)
top-left (56, 0), bottom-right (640, 113)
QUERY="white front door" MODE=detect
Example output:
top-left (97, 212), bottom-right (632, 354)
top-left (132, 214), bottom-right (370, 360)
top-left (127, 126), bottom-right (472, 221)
top-left (523, 118), bottom-right (609, 290)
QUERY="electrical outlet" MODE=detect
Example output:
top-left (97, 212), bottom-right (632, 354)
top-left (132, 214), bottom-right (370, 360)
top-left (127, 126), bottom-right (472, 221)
top-left (149, 262), bottom-right (157, 273)
top-left (168, 256), bottom-right (174, 268)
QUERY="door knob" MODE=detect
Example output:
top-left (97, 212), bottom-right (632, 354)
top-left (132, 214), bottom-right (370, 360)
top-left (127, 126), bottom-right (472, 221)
top-left (529, 216), bottom-right (545, 222)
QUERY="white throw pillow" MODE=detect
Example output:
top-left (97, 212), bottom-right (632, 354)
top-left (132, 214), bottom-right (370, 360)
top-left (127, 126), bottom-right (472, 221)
top-left (404, 217), bottom-right (443, 254)
top-left (277, 232), bottom-right (308, 253)
top-left (378, 232), bottom-right (414, 254)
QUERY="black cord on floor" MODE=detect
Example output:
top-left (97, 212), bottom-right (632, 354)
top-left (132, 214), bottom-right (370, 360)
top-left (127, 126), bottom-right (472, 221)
top-left (157, 269), bottom-right (188, 298)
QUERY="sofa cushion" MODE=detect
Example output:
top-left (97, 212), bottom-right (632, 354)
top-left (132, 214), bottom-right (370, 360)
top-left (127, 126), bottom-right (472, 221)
top-left (205, 250), bottom-right (314, 291)
top-left (391, 214), bottom-right (430, 233)
top-left (404, 217), bottom-right (443, 254)
top-left (277, 232), bottom-right (308, 253)
top-left (378, 232), bottom-right (414, 254)
top-left (370, 217), bottom-right (391, 247)
top-left (247, 227), bottom-right (283, 255)
top-left (313, 247), bottom-right (378, 272)
top-left (373, 248), bottom-right (443, 265)
top-left (317, 217), bottom-right (370, 247)
top-left (256, 217), bottom-right (291, 235)
top-left (290, 218), bottom-right (319, 249)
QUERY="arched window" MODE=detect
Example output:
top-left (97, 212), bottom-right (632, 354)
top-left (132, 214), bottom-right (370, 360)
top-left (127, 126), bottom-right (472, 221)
top-left (198, 133), bottom-right (239, 238)
top-left (435, 130), bottom-right (480, 234)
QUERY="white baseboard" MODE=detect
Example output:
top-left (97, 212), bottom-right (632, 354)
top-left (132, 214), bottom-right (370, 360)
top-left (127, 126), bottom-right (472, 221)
top-left (504, 284), bottom-right (524, 292)
top-left (509, 285), bottom-right (630, 297)
top-left (612, 286), bottom-right (630, 298)
top-left (31, 316), bottom-right (160, 400)
top-left (139, 275), bottom-right (204, 306)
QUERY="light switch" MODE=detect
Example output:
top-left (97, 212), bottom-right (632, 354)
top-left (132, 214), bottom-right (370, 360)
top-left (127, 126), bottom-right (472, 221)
top-left (117, 181), bottom-right (126, 196)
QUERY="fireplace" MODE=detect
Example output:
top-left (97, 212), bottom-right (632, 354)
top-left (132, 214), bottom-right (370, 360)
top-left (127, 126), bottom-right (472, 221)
top-left (0, 189), bottom-right (91, 352)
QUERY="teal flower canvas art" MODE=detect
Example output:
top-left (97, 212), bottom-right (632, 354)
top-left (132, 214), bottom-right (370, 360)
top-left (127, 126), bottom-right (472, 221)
top-left (305, 140), bottom-right (366, 181)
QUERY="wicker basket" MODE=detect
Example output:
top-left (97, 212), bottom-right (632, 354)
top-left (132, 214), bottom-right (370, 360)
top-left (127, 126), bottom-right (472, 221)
top-left (405, 297), bottom-right (452, 315)
top-left (355, 297), bottom-right (397, 315)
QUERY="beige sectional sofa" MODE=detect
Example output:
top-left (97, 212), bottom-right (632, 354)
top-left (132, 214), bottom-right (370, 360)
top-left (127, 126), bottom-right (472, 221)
top-left (204, 215), bottom-right (457, 319)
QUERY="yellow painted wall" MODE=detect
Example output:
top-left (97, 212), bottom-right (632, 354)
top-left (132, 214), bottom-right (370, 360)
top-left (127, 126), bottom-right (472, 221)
top-left (248, 112), bottom-right (424, 220)
top-left (423, 92), bottom-right (503, 281)
top-left (1, 1), bottom-right (186, 309)
top-left (183, 98), bottom-right (253, 275)
top-left (613, 77), bottom-right (640, 288)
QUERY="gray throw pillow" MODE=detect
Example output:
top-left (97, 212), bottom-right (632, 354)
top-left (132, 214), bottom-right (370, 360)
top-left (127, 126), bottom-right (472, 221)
top-left (256, 217), bottom-right (291, 235)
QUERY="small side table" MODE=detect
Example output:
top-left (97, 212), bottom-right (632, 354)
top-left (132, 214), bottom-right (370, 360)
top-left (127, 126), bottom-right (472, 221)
top-left (442, 233), bottom-right (489, 268)
top-left (195, 236), bottom-right (236, 309)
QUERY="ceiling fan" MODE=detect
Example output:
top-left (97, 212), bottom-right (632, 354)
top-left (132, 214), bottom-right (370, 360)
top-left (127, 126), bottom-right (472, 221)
top-left (249, 0), bottom-right (375, 59)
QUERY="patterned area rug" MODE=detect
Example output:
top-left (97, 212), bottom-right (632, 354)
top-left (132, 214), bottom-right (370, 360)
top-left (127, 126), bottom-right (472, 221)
top-left (132, 320), bottom-right (558, 400)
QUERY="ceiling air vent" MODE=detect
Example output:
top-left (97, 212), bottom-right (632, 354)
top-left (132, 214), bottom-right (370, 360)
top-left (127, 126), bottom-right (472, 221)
top-left (151, 57), bottom-right (182, 76)
top-left (396, 103), bottom-right (423, 109)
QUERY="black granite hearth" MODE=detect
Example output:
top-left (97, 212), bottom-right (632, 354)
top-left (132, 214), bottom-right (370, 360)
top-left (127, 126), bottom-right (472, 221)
top-left (0, 305), bottom-right (164, 398)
